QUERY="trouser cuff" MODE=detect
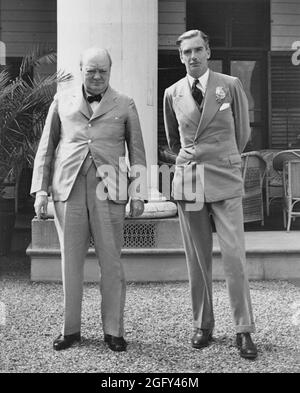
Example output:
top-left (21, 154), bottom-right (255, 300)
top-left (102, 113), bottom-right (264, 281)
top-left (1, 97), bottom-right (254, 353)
top-left (193, 323), bottom-right (215, 331)
top-left (235, 324), bottom-right (256, 334)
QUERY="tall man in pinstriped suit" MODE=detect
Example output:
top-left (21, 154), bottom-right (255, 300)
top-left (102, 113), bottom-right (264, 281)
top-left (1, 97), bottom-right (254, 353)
top-left (31, 48), bottom-right (147, 352)
top-left (163, 30), bottom-right (257, 359)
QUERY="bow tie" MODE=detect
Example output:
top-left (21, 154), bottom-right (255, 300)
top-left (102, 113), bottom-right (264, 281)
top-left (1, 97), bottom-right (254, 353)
top-left (87, 94), bottom-right (102, 103)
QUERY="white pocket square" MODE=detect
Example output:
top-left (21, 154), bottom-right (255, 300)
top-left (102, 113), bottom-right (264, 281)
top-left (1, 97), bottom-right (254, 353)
top-left (219, 103), bottom-right (230, 111)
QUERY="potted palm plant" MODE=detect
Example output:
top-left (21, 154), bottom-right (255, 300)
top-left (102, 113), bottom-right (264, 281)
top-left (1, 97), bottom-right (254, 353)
top-left (0, 46), bottom-right (71, 255)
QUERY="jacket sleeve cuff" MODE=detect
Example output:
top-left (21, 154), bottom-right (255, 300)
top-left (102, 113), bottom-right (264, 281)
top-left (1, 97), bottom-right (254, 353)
top-left (36, 190), bottom-right (48, 197)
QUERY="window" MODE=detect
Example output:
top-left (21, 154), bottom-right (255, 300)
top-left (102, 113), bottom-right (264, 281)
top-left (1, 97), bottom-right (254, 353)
top-left (187, 0), bottom-right (269, 49)
top-left (271, 52), bottom-right (300, 149)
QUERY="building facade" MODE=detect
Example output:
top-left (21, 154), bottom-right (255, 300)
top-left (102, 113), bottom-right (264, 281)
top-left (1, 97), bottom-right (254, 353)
top-left (0, 0), bottom-right (300, 166)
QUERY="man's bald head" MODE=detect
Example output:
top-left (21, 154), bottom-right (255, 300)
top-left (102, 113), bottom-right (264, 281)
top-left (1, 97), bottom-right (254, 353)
top-left (80, 47), bottom-right (112, 69)
top-left (80, 47), bottom-right (112, 95)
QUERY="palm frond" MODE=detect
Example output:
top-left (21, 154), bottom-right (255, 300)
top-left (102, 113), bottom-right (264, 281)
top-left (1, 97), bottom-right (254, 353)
top-left (0, 45), bottom-right (73, 184)
top-left (0, 69), bottom-right (11, 92)
top-left (19, 44), bottom-right (57, 77)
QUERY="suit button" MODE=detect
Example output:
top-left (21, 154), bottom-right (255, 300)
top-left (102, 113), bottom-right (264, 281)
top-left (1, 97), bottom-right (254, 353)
top-left (88, 123), bottom-right (92, 128)
top-left (88, 139), bottom-right (92, 143)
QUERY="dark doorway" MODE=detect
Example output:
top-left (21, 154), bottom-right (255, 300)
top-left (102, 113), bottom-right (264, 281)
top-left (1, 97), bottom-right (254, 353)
top-left (158, 0), bottom-right (270, 152)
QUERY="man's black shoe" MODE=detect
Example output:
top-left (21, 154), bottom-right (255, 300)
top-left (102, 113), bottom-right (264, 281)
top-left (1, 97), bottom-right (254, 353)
top-left (191, 329), bottom-right (213, 349)
top-left (53, 332), bottom-right (81, 351)
top-left (104, 334), bottom-right (127, 352)
top-left (236, 333), bottom-right (257, 359)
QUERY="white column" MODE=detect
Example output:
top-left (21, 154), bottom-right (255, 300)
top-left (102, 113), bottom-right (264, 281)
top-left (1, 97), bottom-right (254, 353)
top-left (57, 0), bottom-right (158, 191)
top-left (0, 41), bottom-right (6, 65)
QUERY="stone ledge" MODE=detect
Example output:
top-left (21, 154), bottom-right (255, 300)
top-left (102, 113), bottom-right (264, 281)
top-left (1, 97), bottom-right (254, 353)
top-left (27, 247), bottom-right (186, 255)
top-left (30, 217), bottom-right (184, 249)
top-left (27, 216), bottom-right (300, 282)
top-left (27, 245), bottom-right (300, 282)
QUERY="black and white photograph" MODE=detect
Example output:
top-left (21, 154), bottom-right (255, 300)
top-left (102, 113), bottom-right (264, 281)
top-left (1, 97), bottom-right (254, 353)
top-left (0, 0), bottom-right (299, 376)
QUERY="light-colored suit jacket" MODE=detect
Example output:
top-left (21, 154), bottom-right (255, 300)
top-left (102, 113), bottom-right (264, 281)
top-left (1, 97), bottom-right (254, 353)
top-left (163, 70), bottom-right (251, 202)
top-left (31, 85), bottom-right (147, 203)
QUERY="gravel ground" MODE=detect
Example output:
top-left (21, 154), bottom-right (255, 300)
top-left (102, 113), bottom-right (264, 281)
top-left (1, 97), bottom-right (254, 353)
top-left (0, 255), bottom-right (300, 373)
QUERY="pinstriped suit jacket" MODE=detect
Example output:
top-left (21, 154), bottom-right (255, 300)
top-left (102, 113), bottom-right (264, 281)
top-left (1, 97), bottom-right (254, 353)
top-left (163, 70), bottom-right (251, 202)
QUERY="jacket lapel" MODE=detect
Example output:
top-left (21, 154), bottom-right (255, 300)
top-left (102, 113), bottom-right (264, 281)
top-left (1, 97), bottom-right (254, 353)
top-left (174, 77), bottom-right (201, 128)
top-left (90, 86), bottom-right (118, 121)
top-left (194, 70), bottom-right (223, 141)
top-left (73, 88), bottom-right (92, 119)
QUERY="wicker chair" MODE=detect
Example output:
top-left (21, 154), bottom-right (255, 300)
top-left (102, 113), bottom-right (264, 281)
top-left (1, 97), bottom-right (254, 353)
top-left (241, 151), bottom-right (266, 225)
top-left (273, 150), bottom-right (300, 231)
top-left (259, 149), bottom-right (283, 216)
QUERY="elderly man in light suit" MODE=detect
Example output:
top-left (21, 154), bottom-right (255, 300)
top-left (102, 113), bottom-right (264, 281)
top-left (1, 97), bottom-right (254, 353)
top-left (31, 47), bottom-right (147, 352)
top-left (163, 30), bottom-right (257, 359)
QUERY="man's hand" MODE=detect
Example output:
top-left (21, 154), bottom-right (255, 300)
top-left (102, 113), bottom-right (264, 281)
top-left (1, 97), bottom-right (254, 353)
top-left (129, 199), bottom-right (144, 218)
top-left (34, 195), bottom-right (48, 219)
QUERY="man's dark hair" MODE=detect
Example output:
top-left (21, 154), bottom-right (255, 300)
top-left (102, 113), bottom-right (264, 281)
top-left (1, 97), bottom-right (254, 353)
top-left (176, 30), bottom-right (210, 51)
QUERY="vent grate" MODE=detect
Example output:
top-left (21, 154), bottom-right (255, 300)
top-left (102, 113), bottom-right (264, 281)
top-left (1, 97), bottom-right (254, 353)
top-left (89, 222), bottom-right (157, 248)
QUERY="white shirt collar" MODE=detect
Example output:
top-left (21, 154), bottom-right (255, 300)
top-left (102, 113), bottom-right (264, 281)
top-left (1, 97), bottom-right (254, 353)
top-left (187, 69), bottom-right (210, 92)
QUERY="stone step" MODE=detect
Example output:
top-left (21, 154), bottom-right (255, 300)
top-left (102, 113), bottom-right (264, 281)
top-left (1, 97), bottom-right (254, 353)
top-left (27, 217), bottom-right (300, 282)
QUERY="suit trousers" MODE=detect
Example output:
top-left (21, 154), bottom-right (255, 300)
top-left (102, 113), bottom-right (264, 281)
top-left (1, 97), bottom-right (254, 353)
top-left (177, 197), bottom-right (255, 334)
top-left (53, 158), bottom-right (126, 337)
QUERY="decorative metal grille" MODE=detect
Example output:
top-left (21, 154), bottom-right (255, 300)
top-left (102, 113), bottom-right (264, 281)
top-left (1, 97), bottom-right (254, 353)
top-left (89, 222), bottom-right (157, 248)
top-left (123, 222), bottom-right (157, 248)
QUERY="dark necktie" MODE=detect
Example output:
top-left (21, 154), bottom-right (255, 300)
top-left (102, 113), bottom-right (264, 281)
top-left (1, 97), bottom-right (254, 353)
top-left (192, 79), bottom-right (203, 106)
top-left (87, 94), bottom-right (102, 103)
